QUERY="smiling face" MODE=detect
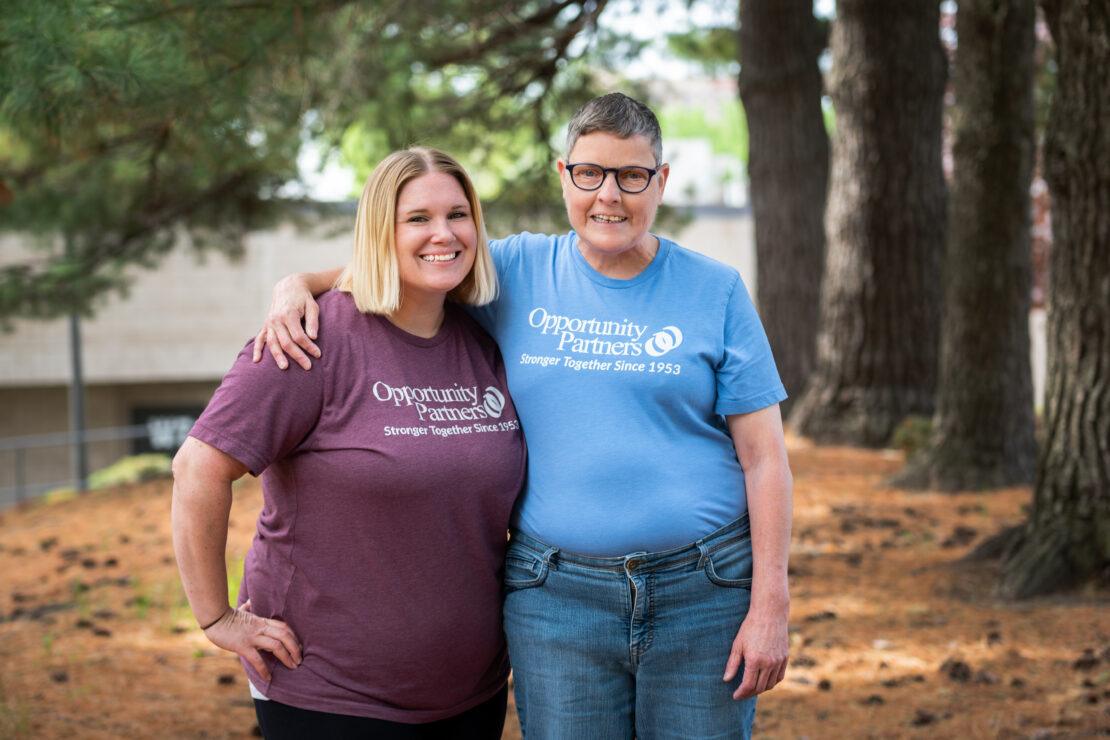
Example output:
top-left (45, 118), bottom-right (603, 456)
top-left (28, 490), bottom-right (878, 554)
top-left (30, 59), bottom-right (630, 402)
top-left (393, 171), bottom-right (478, 302)
top-left (558, 132), bottom-right (668, 267)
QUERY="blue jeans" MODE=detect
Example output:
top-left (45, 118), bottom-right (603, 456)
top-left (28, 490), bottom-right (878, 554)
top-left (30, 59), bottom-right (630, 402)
top-left (503, 516), bottom-right (757, 740)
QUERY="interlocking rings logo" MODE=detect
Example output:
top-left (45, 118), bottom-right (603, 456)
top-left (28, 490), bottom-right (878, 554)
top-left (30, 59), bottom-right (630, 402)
top-left (643, 326), bottom-right (684, 357)
top-left (482, 387), bottom-right (505, 418)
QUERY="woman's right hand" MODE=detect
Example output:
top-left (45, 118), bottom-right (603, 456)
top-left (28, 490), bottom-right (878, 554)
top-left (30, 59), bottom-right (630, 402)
top-left (203, 606), bottom-right (303, 681)
top-left (251, 273), bottom-right (322, 371)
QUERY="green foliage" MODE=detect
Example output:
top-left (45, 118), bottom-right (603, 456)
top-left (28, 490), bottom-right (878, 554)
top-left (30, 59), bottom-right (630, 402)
top-left (41, 486), bottom-right (79, 505)
top-left (659, 101), bottom-right (749, 164)
top-left (1, 0), bottom-right (627, 318)
top-left (327, 14), bottom-right (645, 237)
top-left (891, 415), bottom-right (934, 459)
top-left (226, 555), bottom-right (244, 606)
top-left (39, 453), bottom-right (172, 501)
top-left (667, 26), bottom-right (738, 75)
top-left (87, 453), bottom-right (171, 488)
top-left (130, 592), bottom-right (152, 620)
top-left (0, 687), bottom-right (30, 739)
top-left (1, 0), bottom-right (313, 319)
top-left (822, 97), bottom-right (837, 136)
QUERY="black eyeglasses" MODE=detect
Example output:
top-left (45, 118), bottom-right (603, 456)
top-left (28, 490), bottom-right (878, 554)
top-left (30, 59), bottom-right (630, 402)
top-left (565, 162), bottom-right (660, 194)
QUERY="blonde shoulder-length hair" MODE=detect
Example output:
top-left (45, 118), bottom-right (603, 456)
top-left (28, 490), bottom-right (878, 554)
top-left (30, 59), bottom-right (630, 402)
top-left (335, 147), bottom-right (497, 313)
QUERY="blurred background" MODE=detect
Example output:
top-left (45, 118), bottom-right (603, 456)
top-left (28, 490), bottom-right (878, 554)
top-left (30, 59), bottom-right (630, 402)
top-left (1, 1), bottom-right (1107, 737)
top-left (0, 0), bottom-right (761, 506)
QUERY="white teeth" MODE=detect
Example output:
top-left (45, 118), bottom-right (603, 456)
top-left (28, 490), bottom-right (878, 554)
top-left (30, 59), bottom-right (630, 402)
top-left (420, 252), bottom-right (459, 263)
top-left (592, 215), bottom-right (626, 223)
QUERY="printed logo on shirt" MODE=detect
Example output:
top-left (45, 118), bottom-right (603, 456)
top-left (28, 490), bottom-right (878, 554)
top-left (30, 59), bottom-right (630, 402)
top-left (482, 387), bottom-right (506, 417)
top-left (372, 381), bottom-right (506, 422)
top-left (518, 306), bottom-right (686, 377)
top-left (643, 326), bottom-right (684, 357)
top-left (526, 307), bottom-right (684, 358)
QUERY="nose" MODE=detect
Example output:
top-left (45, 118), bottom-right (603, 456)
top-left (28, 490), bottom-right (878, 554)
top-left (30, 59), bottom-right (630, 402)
top-left (430, 217), bottom-right (454, 243)
top-left (596, 171), bottom-right (623, 202)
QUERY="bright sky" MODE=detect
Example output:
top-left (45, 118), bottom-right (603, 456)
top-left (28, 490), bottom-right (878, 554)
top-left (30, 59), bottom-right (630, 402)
top-left (601, 0), bottom-right (735, 80)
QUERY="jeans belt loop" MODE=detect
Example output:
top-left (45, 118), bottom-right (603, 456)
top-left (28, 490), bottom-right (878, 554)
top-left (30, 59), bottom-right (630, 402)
top-left (695, 540), bottom-right (710, 570)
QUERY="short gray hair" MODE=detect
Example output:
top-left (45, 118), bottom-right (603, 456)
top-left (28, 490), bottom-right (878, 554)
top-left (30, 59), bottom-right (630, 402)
top-left (564, 93), bottom-right (663, 165)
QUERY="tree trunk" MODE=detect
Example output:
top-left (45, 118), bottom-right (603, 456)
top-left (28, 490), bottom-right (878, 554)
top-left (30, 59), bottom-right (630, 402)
top-left (789, 0), bottom-right (947, 447)
top-left (738, 0), bottom-right (829, 415)
top-left (999, 0), bottom-right (1110, 598)
top-left (895, 0), bottom-right (1037, 491)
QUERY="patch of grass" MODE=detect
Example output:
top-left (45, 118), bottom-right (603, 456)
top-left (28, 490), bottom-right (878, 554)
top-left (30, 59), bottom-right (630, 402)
top-left (41, 487), bottom-right (78, 505)
top-left (891, 415), bottom-right (933, 459)
top-left (88, 454), bottom-right (172, 489)
top-left (0, 679), bottom-right (30, 738)
top-left (226, 556), bottom-right (245, 606)
top-left (41, 633), bottom-right (54, 657)
top-left (70, 580), bottom-right (91, 616)
top-left (130, 593), bottom-right (152, 620)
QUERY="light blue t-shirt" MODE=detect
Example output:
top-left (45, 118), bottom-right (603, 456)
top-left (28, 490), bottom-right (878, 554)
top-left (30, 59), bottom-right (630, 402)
top-left (471, 231), bottom-right (786, 555)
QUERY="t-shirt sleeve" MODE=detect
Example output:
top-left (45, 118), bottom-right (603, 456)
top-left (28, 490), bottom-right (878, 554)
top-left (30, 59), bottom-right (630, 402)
top-left (715, 274), bottom-right (788, 416)
top-left (189, 342), bottom-right (326, 475)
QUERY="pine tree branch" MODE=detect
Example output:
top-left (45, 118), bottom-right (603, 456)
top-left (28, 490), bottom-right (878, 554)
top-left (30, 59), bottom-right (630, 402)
top-left (99, 0), bottom-right (356, 30)
top-left (427, 0), bottom-right (586, 67)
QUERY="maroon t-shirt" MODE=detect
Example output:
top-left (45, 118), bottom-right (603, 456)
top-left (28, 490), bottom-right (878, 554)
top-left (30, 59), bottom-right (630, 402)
top-left (189, 291), bottom-right (526, 722)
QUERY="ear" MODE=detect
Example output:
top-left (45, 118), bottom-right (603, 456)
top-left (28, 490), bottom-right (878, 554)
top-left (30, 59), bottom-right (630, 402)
top-left (655, 162), bottom-right (670, 199)
top-left (556, 159), bottom-right (570, 196)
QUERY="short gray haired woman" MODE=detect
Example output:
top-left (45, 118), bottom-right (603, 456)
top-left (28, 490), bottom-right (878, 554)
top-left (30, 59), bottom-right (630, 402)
top-left (255, 93), bottom-right (792, 739)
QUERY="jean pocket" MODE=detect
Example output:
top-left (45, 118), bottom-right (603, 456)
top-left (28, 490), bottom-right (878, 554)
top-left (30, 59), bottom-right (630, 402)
top-left (704, 535), bottom-right (753, 588)
top-left (503, 545), bottom-right (550, 592)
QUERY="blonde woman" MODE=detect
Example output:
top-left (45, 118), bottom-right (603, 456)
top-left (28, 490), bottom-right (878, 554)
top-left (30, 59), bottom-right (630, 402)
top-left (172, 147), bottom-right (525, 739)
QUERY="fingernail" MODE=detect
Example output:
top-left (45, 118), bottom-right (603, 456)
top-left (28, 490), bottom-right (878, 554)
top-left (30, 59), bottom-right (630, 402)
top-left (313, 349), bottom-right (321, 358)
top-left (278, 360), bottom-right (287, 369)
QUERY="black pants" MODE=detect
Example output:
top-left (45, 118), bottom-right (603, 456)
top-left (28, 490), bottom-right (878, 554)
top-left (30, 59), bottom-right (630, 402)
top-left (253, 685), bottom-right (508, 740)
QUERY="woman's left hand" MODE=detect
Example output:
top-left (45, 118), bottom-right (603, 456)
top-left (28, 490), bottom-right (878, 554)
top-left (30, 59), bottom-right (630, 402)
top-left (723, 606), bottom-right (790, 699)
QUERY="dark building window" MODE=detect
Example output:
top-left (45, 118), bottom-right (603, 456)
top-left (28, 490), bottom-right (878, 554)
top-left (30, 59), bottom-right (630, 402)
top-left (131, 407), bottom-right (204, 454)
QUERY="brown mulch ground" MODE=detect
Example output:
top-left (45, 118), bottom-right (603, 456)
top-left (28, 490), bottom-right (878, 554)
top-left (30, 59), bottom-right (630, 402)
top-left (1, 441), bottom-right (1107, 739)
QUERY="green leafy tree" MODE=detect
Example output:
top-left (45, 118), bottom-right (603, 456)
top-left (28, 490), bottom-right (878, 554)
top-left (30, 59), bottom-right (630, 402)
top-left (1, 0), bottom-right (622, 320)
top-left (0, 0), bottom-right (315, 320)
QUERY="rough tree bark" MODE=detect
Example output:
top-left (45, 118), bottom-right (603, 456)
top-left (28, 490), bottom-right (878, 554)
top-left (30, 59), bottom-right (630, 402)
top-left (895, 0), bottom-right (1037, 490)
top-left (998, 0), bottom-right (1110, 598)
top-left (788, 0), bottom-right (947, 447)
top-left (738, 0), bottom-right (829, 413)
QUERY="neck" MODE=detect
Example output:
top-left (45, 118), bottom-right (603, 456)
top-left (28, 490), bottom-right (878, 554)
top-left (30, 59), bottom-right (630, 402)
top-left (388, 292), bottom-right (447, 338)
top-left (579, 234), bottom-right (659, 279)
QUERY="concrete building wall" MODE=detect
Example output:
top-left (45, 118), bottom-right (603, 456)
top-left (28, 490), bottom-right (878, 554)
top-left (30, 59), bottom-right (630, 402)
top-left (1, 221), bottom-right (354, 387)
top-left (0, 381), bottom-right (217, 504)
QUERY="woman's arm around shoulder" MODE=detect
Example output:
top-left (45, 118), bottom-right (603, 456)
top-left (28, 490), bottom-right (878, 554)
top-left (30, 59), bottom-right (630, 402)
top-left (251, 268), bottom-right (342, 370)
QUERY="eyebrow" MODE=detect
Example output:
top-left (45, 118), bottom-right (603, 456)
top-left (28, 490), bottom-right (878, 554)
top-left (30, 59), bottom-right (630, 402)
top-left (399, 203), bottom-right (470, 216)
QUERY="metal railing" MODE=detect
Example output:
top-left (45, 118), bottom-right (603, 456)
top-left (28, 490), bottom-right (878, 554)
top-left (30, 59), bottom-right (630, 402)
top-left (0, 423), bottom-right (180, 508)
